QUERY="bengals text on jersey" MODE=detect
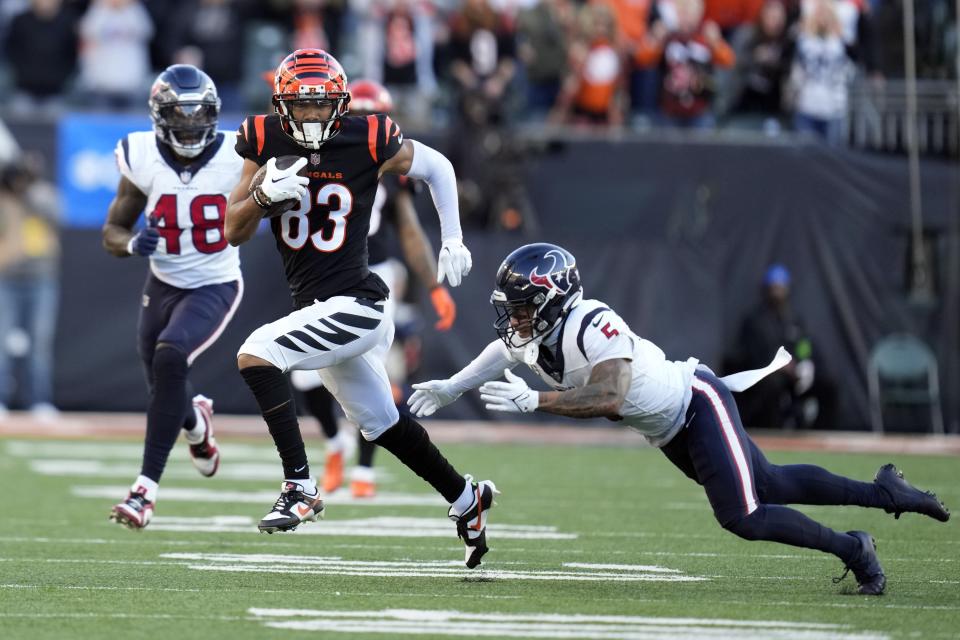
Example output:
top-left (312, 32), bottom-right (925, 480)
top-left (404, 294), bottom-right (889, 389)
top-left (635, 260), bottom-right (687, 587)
top-left (235, 112), bottom-right (405, 309)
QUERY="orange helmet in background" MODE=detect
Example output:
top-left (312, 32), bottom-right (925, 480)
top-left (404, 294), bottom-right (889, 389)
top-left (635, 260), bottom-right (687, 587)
top-left (272, 48), bottom-right (351, 148)
top-left (349, 80), bottom-right (394, 116)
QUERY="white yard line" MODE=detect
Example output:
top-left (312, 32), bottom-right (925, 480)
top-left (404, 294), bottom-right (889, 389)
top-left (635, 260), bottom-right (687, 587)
top-left (0, 583), bottom-right (201, 592)
top-left (71, 485), bottom-right (438, 507)
top-left (247, 608), bottom-right (889, 640)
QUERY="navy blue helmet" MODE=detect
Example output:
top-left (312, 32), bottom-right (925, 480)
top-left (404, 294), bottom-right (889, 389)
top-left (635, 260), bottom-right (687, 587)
top-left (491, 243), bottom-right (582, 348)
top-left (149, 65), bottom-right (220, 158)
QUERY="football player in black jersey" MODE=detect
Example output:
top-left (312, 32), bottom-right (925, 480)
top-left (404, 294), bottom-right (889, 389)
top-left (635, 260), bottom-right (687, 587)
top-left (289, 79), bottom-right (457, 499)
top-left (225, 49), bottom-right (495, 568)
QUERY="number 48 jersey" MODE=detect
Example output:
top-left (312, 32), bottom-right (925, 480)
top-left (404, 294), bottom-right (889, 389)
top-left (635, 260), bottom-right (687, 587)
top-left (234, 113), bottom-right (403, 309)
top-left (115, 131), bottom-right (243, 289)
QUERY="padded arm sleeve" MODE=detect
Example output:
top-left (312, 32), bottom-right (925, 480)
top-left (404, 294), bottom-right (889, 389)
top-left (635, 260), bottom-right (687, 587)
top-left (405, 139), bottom-right (462, 242)
top-left (450, 339), bottom-right (518, 394)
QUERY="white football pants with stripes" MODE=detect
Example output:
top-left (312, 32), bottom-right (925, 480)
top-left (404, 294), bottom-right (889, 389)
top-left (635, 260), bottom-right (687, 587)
top-left (238, 295), bottom-right (399, 440)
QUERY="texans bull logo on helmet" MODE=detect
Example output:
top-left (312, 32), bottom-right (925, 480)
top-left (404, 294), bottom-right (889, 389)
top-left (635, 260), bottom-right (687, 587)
top-left (529, 249), bottom-right (577, 295)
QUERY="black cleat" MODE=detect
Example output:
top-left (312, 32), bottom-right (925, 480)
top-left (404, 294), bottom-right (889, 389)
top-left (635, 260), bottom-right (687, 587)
top-left (834, 531), bottom-right (886, 596)
top-left (448, 476), bottom-right (498, 569)
top-left (875, 463), bottom-right (950, 522)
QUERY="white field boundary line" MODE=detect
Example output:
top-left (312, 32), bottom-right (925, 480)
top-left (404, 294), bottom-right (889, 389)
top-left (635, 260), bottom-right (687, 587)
top-left (162, 552), bottom-right (706, 583)
top-left (247, 608), bottom-right (888, 640)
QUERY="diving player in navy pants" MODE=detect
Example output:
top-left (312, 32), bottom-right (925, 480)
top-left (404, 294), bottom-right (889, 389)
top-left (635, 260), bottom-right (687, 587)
top-left (410, 243), bottom-right (951, 595)
top-left (102, 65), bottom-right (243, 529)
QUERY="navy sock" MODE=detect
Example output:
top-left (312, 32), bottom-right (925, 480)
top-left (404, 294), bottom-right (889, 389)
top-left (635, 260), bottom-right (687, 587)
top-left (373, 413), bottom-right (463, 502)
top-left (181, 380), bottom-right (197, 431)
top-left (763, 464), bottom-right (885, 508)
top-left (241, 366), bottom-right (309, 479)
top-left (725, 504), bottom-right (859, 563)
top-left (140, 346), bottom-right (189, 482)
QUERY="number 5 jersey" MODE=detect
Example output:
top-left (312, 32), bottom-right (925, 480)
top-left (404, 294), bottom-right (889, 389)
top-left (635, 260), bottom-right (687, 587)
top-left (115, 131), bottom-right (243, 289)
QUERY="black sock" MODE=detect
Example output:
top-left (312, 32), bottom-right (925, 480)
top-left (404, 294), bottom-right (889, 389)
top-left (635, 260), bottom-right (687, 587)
top-left (373, 413), bottom-right (463, 502)
top-left (357, 430), bottom-right (376, 467)
top-left (764, 464), bottom-right (885, 508)
top-left (240, 366), bottom-right (309, 479)
top-left (181, 380), bottom-right (197, 432)
top-left (140, 347), bottom-right (189, 482)
top-left (302, 386), bottom-right (339, 439)
top-left (726, 505), bottom-right (860, 563)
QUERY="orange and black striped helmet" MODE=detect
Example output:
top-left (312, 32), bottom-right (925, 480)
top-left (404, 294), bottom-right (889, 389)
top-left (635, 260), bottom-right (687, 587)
top-left (272, 49), bottom-right (351, 149)
top-left (349, 79), bottom-right (393, 116)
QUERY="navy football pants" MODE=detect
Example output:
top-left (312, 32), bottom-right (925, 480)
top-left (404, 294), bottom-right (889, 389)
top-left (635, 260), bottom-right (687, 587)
top-left (661, 369), bottom-right (885, 563)
top-left (137, 274), bottom-right (241, 482)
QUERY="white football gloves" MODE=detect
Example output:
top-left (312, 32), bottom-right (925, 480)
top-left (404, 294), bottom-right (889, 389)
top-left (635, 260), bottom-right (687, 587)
top-left (437, 238), bottom-right (472, 287)
top-left (408, 379), bottom-right (463, 417)
top-left (479, 369), bottom-right (539, 414)
top-left (260, 156), bottom-right (309, 204)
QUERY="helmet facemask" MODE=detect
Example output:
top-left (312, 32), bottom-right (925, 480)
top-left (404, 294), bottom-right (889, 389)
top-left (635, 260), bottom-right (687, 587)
top-left (152, 100), bottom-right (219, 158)
top-left (492, 288), bottom-right (565, 349)
top-left (274, 93), bottom-right (350, 149)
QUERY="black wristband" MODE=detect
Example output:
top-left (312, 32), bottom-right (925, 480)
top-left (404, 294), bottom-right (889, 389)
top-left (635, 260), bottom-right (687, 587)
top-left (252, 187), bottom-right (271, 209)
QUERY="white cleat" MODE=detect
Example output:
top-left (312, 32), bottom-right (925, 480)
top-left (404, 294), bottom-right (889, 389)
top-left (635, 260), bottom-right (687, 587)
top-left (109, 490), bottom-right (154, 530)
top-left (258, 481), bottom-right (325, 533)
top-left (188, 394), bottom-right (220, 477)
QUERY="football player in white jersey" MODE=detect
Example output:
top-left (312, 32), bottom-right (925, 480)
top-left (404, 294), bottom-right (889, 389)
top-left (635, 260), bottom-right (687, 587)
top-left (409, 243), bottom-right (951, 596)
top-left (102, 65), bottom-right (244, 529)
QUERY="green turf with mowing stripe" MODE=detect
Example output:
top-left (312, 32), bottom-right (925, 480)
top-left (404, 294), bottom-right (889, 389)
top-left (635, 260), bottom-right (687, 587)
top-left (0, 437), bottom-right (957, 639)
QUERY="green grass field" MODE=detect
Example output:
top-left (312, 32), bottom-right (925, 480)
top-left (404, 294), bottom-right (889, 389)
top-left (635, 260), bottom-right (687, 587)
top-left (1, 433), bottom-right (958, 639)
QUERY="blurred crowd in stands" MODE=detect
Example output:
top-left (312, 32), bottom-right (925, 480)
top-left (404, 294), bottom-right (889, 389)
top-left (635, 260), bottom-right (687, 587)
top-left (0, 0), bottom-right (956, 140)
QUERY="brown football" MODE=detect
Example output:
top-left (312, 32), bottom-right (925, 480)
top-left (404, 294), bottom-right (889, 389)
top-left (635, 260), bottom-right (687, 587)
top-left (249, 155), bottom-right (308, 218)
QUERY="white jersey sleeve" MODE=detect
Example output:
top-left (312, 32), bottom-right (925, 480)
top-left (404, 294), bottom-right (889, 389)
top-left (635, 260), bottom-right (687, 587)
top-left (114, 132), bottom-right (153, 194)
top-left (577, 306), bottom-right (635, 367)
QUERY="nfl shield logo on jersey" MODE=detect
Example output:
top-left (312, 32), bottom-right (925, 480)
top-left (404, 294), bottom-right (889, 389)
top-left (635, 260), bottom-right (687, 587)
top-left (179, 169), bottom-right (193, 184)
top-left (310, 153), bottom-right (322, 165)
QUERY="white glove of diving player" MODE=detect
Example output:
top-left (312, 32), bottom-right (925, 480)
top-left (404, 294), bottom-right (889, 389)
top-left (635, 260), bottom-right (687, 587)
top-left (479, 369), bottom-right (539, 414)
top-left (260, 156), bottom-right (309, 204)
top-left (408, 379), bottom-right (463, 417)
top-left (437, 238), bottom-right (472, 287)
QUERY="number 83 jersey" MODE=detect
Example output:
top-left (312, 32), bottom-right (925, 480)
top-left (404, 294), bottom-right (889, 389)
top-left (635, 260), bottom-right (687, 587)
top-left (235, 113), bottom-right (403, 309)
top-left (115, 131), bottom-right (243, 289)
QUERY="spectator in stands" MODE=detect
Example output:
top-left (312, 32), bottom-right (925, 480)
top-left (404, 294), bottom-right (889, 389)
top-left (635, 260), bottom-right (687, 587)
top-left (635, 0), bottom-right (735, 129)
top-left (78, 0), bottom-right (154, 110)
top-left (729, 0), bottom-right (792, 127)
top-left (594, 0), bottom-right (655, 116)
top-left (0, 154), bottom-right (62, 421)
top-left (4, 0), bottom-right (80, 116)
top-left (786, 0), bottom-right (853, 145)
top-left (516, 0), bottom-right (573, 118)
top-left (171, 0), bottom-right (256, 111)
top-left (549, 3), bottom-right (625, 126)
top-left (730, 264), bottom-right (837, 430)
top-left (448, 0), bottom-right (517, 126)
